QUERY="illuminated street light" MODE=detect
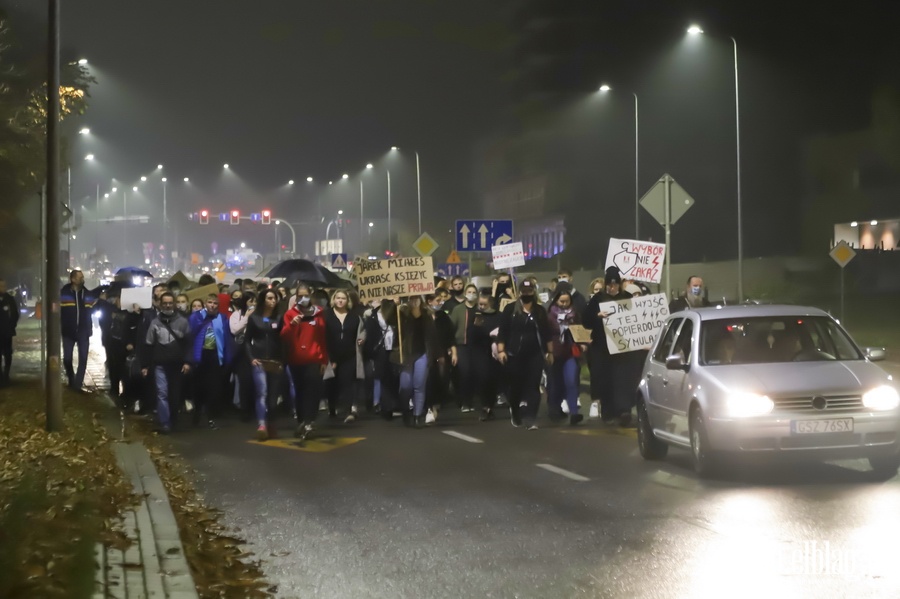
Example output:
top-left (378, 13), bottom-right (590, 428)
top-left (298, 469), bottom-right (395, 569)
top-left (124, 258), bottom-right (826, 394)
top-left (306, 176), bottom-right (313, 182)
top-left (104, 193), bottom-right (109, 198)
top-left (132, 186), bottom-right (138, 192)
top-left (391, 146), bottom-right (399, 151)
top-left (599, 84), bottom-right (611, 92)
top-left (369, 222), bottom-right (374, 227)
top-left (183, 177), bottom-right (189, 182)
top-left (329, 181), bottom-right (333, 185)
top-left (342, 174), bottom-right (349, 179)
top-left (850, 221), bottom-right (858, 227)
top-left (366, 164), bottom-right (374, 169)
top-left (223, 163), bottom-right (230, 169)
top-left (687, 24), bottom-right (704, 35)
top-left (84, 154), bottom-right (94, 161)
top-left (157, 164), bottom-right (163, 169)
top-left (111, 187), bottom-right (117, 192)
top-left (77, 58), bottom-right (88, 65)
top-left (871, 220), bottom-right (878, 226)
top-left (288, 180), bottom-right (295, 185)
top-left (79, 127), bottom-right (90, 135)
top-left (161, 177), bottom-right (167, 182)
top-left (240, 242), bottom-right (246, 249)
top-left (140, 176), bottom-right (147, 182)
top-left (338, 210), bottom-right (344, 215)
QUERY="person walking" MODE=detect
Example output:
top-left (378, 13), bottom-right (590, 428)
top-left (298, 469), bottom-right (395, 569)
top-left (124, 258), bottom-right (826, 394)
top-left (0, 278), bottom-right (20, 385)
top-left (324, 289), bottom-right (364, 423)
top-left (60, 269), bottom-right (97, 392)
top-left (141, 292), bottom-right (191, 433)
top-left (281, 284), bottom-right (328, 440)
top-left (230, 292), bottom-right (257, 421)
top-left (397, 296), bottom-right (438, 427)
top-left (548, 289), bottom-right (585, 426)
top-left (246, 289), bottom-right (283, 439)
top-left (188, 294), bottom-right (235, 428)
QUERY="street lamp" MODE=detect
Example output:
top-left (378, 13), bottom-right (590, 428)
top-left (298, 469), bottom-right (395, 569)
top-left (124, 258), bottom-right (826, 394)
top-left (307, 176), bottom-right (313, 182)
top-left (183, 177), bottom-right (189, 182)
top-left (342, 174), bottom-right (349, 179)
top-left (389, 146), bottom-right (423, 235)
top-left (157, 164), bottom-right (163, 170)
top-left (79, 127), bottom-right (90, 135)
top-left (288, 179), bottom-right (295, 185)
top-left (223, 163), bottom-right (229, 169)
top-left (77, 58), bottom-right (88, 65)
top-left (688, 24), bottom-right (742, 301)
top-left (598, 84), bottom-right (640, 239)
top-left (366, 164), bottom-right (373, 169)
top-left (140, 176), bottom-right (147, 182)
top-left (84, 154), bottom-right (94, 161)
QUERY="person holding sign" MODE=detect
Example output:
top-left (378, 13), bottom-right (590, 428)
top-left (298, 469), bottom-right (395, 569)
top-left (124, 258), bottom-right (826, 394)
top-left (281, 284), bottom-right (329, 440)
top-left (547, 288), bottom-right (585, 426)
top-left (398, 297), bottom-right (439, 427)
top-left (496, 280), bottom-right (553, 430)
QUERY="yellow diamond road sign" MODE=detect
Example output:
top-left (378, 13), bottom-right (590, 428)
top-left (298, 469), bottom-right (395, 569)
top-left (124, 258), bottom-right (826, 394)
top-left (829, 241), bottom-right (856, 268)
top-left (412, 232), bottom-right (439, 257)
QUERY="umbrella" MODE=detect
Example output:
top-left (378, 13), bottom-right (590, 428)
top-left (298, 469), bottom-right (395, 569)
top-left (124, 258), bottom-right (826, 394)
top-left (263, 259), bottom-right (350, 289)
top-left (116, 266), bottom-right (153, 279)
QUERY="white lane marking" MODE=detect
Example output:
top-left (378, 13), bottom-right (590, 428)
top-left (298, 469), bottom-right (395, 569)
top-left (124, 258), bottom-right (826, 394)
top-left (442, 430), bottom-right (484, 444)
top-left (536, 463), bottom-right (590, 482)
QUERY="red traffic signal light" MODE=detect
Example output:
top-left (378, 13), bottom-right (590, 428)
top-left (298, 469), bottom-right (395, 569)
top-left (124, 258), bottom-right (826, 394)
top-left (230, 210), bottom-right (240, 225)
top-left (199, 209), bottom-right (209, 225)
top-left (261, 209), bottom-right (271, 225)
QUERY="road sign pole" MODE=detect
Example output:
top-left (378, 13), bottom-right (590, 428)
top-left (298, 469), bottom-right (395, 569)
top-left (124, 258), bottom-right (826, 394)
top-left (840, 266), bottom-right (845, 325)
top-left (664, 175), bottom-right (672, 300)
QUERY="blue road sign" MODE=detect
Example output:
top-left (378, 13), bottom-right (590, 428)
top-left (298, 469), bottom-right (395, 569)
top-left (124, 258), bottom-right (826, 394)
top-left (437, 263), bottom-right (470, 278)
top-left (331, 253), bottom-right (348, 270)
top-left (455, 220), bottom-right (514, 252)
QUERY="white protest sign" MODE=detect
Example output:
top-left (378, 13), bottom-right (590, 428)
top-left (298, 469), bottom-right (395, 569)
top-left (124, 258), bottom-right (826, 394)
top-left (596, 293), bottom-right (669, 354)
top-left (357, 257), bottom-right (435, 302)
top-left (120, 286), bottom-right (153, 311)
top-left (605, 238), bottom-right (666, 284)
top-left (492, 242), bottom-right (525, 270)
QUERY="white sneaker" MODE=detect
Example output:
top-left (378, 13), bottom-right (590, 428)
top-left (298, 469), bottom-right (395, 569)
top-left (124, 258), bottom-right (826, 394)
top-left (319, 400), bottom-right (328, 411)
top-left (561, 402), bottom-right (570, 415)
top-left (425, 409), bottom-right (436, 425)
top-left (589, 402), bottom-right (600, 419)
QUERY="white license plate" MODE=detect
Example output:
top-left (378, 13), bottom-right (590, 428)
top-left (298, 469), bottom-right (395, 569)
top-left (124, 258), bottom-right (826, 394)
top-left (791, 418), bottom-right (854, 434)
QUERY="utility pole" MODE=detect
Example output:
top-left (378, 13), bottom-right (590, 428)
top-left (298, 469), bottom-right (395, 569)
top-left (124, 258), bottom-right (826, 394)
top-left (45, 0), bottom-right (63, 432)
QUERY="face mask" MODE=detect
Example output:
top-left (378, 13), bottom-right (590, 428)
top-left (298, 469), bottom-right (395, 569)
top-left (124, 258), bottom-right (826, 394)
top-left (520, 294), bottom-right (534, 304)
top-left (691, 286), bottom-right (702, 296)
top-left (539, 292), bottom-right (550, 304)
top-left (298, 296), bottom-right (311, 307)
top-left (160, 309), bottom-right (174, 317)
top-left (432, 302), bottom-right (444, 310)
top-left (176, 302), bottom-right (187, 311)
top-left (465, 293), bottom-right (477, 302)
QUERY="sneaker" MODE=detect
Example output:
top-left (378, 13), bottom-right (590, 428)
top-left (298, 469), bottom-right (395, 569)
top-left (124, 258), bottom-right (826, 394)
top-left (256, 424), bottom-right (269, 441)
top-left (561, 402), bottom-right (570, 415)
top-left (185, 399), bottom-right (194, 412)
top-left (344, 413), bottom-right (356, 424)
top-left (425, 409), bottom-right (436, 425)
top-left (569, 414), bottom-right (584, 426)
top-left (496, 394), bottom-right (508, 407)
top-left (460, 406), bottom-right (474, 413)
top-left (510, 410), bottom-right (522, 428)
top-left (589, 402), bottom-right (600, 419)
top-left (319, 400), bottom-right (328, 411)
top-left (526, 424), bottom-right (539, 431)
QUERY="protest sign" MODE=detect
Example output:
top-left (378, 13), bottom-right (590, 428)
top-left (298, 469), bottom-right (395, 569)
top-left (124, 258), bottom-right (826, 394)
top-left (491, 242), bottom-right (525, 270)
top-left (568, 324), bottom-right (593, 344)
top-left (357, 257), bottom-right (435, 302)
top-left (595, 293), bottom-right (669, 354)
top-left (120, 287), bottom-right (152, 311)
top-left (185, 283), bottom-right (221, 306)
top-left (605, 238), bottom-right (666, 284)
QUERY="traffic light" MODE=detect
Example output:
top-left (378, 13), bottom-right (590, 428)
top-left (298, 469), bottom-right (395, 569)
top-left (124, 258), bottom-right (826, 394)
top-left (230, 210), bottom-right (240, 225)
top-left (261, 209), bottom-right (271, 225)
top-left (199, 209), bottom-right (209, 225)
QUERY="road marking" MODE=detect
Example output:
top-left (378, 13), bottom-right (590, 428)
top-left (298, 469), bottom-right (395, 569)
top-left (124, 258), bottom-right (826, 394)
top-left (536, 463), bottom-right (589, 482)
top-left (442, 431), bottom-right (484, 444)
top-left (248, 436), bottom-right (365, 453)
top-left (558, 428), bottom-right (637, 438)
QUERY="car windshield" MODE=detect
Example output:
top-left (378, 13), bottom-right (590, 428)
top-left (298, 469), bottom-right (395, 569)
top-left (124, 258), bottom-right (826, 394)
top-left (700, 316), bottom-right (863, 365)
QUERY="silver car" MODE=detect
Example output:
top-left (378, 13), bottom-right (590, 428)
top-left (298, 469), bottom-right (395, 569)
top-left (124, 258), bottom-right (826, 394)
top-left (636, 305), bottom-right (900, 478)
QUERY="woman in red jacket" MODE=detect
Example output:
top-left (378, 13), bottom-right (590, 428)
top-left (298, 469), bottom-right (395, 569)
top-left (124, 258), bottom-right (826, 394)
top-left (280, 284), bottom-right (328, 439)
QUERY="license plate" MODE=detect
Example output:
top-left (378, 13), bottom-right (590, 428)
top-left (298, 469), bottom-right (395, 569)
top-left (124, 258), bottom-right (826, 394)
top-left (791, 418), bottom-right (854, 434)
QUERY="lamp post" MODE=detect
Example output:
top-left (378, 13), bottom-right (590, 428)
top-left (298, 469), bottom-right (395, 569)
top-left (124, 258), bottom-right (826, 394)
top-left (275, 219), bottom-right (296, 255)
top-left (387, 170), bottom-right (392, 252)
top-left (598, 85), bottom-right (639, 239)
top-left (688, 25), bottom-right (743, 301)
top-left (390, 146), bottom-right (423, 235)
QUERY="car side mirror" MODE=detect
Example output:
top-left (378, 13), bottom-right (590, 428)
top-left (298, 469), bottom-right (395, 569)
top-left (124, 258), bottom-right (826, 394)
top-left (665, 353), bottom-right (687, 370)
top-left (865, 347), bottom-right (887, 362)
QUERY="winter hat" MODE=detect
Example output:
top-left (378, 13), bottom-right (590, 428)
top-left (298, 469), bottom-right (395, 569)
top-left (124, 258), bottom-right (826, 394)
top-left (604, 266), bottom-right (622, 285)
top-left (624, 283), bottom-right (641, 295)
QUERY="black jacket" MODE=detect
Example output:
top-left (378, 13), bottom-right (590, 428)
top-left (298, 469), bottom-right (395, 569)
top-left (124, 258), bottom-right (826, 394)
top-left (60, 283), bottom-right (97, 339)
top-left (498, 301), bottom-right (551, 357)
top-left (432, 310), bottom-right (455, 354)
top-left (0, 292), bottom-right (20, 338)
top-left (245, 311), bottom-right (283, 362)
top-left (583, 291), bottom-right (633, 353)
top-left (325, 309), bottom-right (361, 363)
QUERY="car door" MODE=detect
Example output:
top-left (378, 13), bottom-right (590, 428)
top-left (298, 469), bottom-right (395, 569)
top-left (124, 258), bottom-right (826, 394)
top-left (664, 317), bottom-right (696, 441)
top-left (645, 317), bottom-right (683, 432)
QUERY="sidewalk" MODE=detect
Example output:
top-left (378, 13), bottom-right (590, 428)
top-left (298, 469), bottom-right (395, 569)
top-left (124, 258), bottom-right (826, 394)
top-left (13, 319), bottom-right (198, 599)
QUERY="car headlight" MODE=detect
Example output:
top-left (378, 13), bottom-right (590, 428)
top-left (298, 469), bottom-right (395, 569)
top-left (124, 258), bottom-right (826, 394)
top-left (862, 385), bottom-right (900, 411)
top-left (724, 392), bottom-right (774, 418)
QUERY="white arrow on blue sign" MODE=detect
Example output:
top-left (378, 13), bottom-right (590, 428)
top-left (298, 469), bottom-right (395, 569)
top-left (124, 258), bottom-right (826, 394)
top-left (456, 220), bottom-right (513, 252)
top-left (437, 263), bottom-right (470, 278)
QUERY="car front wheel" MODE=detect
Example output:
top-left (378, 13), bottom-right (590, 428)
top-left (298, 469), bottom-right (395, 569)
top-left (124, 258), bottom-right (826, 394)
top-left (637, 396), bottom-right (668, 460)
top-left (690, 406), bottom-right (720, 478)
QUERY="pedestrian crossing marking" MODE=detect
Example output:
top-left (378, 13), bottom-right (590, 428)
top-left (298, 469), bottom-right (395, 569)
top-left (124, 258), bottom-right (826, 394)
top-left (557, 428), bottom-right (637, 438)
top-left (248, 436), bottom-right (366, 453)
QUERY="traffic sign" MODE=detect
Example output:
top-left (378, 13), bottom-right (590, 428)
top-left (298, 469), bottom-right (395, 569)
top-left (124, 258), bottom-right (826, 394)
top-left (331, 253), bottom-right (348, 270)
top-left (437, 263), bottom-right (470, 278)
top-left (640, 174), bottom-right (695, 226)
top-left (829, 241), bottom-right (856, 268)
top-left (412, 232), bottom-right (439, 257)
top-left (446, 250), bottom-right (462, 264)
top-left (456, 220), bottom-right (513, 252)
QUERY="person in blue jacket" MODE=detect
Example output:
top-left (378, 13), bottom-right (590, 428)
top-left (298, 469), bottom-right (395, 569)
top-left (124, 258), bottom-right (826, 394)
top-left (188, 294), bottom-right (235, 428)
top-left (60, 269), bottom-right (97, 391)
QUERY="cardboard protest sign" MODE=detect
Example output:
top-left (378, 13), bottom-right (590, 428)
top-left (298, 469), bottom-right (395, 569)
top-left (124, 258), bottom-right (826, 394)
top-left (605, 238), bottom-right (666, 284)
top-left (596, 293), bottom-right (669, 354)
top-left (491, 242), bottom-right (525, 270)
top-left (120, 287), bottom-right (152, 312)
top-left (185, 284), bottom-right (221, 305)
top-left (568, 324), bottom-right (593, 344)
top-left (357, 257), bottom-right (435, 302)
top-left (167, 270), bottom-right (194, 290)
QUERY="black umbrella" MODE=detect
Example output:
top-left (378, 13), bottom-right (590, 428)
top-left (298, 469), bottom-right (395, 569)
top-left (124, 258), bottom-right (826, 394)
top-left (116, 266), bottom-right (153, 279)
top-left (263, 259), bottom-right (350, 288)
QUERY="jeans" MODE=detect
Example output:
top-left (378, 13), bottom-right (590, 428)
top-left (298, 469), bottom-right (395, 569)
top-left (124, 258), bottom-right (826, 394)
top-left (550, 356), bottom-right (580, 416)
top-left (251, 364), bottom-right (280, 423)
top-left (154, 364), bottom-right (183, 429)
top-left (288, 363), bottom-right (324, 424)
top-left (399, 353), bottom-right (429, 416)
top-left (63, 335), bottom-right (90, 389)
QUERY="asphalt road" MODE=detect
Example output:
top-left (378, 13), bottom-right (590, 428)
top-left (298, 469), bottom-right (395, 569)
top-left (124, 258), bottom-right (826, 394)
top-left (167, 399), bottom-right (900, 599)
